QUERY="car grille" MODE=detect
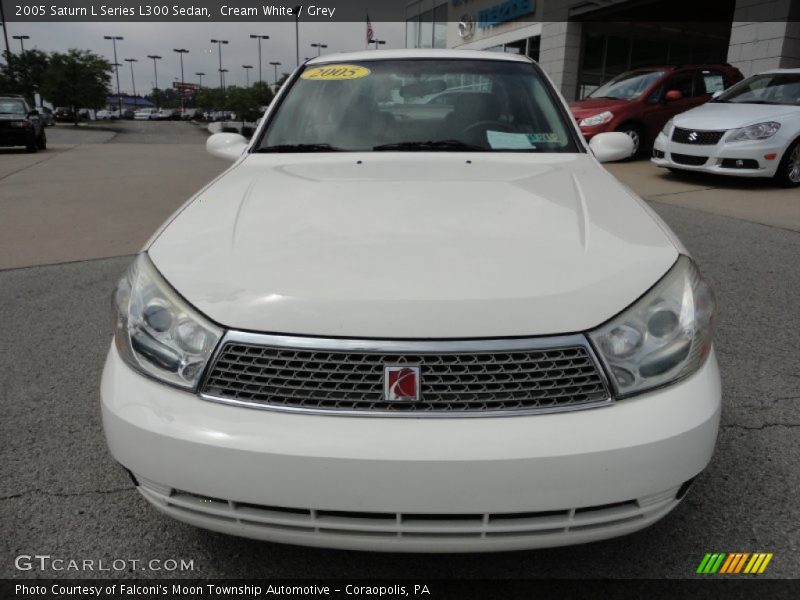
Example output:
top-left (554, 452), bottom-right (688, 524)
top-left (671, 153), bottom-right (708, 166)
top-left (672, 127), bottom-right (725, 145)
top-left (201, 335), bottom-right (611, 415)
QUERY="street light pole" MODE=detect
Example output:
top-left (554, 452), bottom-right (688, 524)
top-left (195, 72), bottom-right (204, 88)
top-left (104, 36), bottom-right (124, 115)
top-left (219, 68), bottom-right (229, 91)
top-left (373, 39), bottom-right (386, 50)
top-left (249, 34), bottom-right (269, 84)
top-left (293, 5), bottom-right (301, 67)
top-left (124, 58), bottom-right (138, 109)
top-left (147, 55), bottom-right (161, 110)
top-left (12, 35), bottom-right (29, 53)
top-left (173, 48), bottom-right (189, 113)
top-left (311, 43), bottom-right (328, 56)
top-left (242, 65), bottom-right (253, 87)
top-left (0, 2), bottom-right (12, 67)
top-left (210, 39), bottom-right (228, 90)
top-left (269, 61), bottom-right (281, 86)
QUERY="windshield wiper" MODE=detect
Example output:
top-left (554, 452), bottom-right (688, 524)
top-left (373, 140), bottom-right (485, 152)
top-left (256, 143), bottom-right (344, 153)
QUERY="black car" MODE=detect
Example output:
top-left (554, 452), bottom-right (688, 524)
top-left (0, 96), bottom-right (46, 152)
top-left (54, 106), bottom-right (79, 123)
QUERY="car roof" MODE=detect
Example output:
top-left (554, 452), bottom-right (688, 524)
top-left (305, 49), bottom-right (533, 65)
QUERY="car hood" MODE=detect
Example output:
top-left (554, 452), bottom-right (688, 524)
top-left (569, 97), bottom-right (629, 118)
top-left (674, 102), bottom-right (800, 129)
top-left (148, 154), bottom-right (679, 338)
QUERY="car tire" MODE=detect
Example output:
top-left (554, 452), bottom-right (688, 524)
top-left (25, 135), bottom-right (38, 153)
top-left (774, 139), bottom-right (800, 188)
top-left (37, 131), bottom-right (47, 150)
top-left (616, 124), bottom-right (645, 159)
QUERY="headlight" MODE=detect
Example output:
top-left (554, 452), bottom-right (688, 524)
top-left (660, 118), bottom-right (674, 137)
top-left (579, 111), bottom-right (614, 127)
top-left (113, 254), bottom-right (223, 389)
top-left (726, 121), bottom-right (781, 142)
top-left (589, 256), bottom-right (715, 397)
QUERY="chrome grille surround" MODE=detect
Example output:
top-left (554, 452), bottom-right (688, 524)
top-left (200, 332), bottom-right (613, 417)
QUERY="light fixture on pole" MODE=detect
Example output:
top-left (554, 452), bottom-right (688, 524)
top-left (173, 48), bottom-right (189, 113)
top-left (311, 43), bottom-right (327, 56)
top-left (242, 65), bottom-right (253, 87)
top-left (372, 39), bottom-right (386, 50)
top-left (249, 34), bottom-right (269, 84)
top-left (12, 34), bottom-right (29, 53)
top-left (195, 72), bottom-right (205, 87)
top-left (210, 39), bottom-right (228, 89)
top-left (104, 35), bottom-right (124, 115)
top-left (146, 55), bottom-right (161, 110)
top-left (269, 61), bottom-right (281, 85)
top-left (124, 58), bottom-right (138, 109)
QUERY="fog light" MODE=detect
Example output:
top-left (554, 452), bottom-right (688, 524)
top-left (764, 153), bottom-right (777, 160)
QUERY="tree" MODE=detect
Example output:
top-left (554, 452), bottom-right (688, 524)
top-left (40, 49), bottom-right (111, 123)
top-left (224, 86), bottom-right (262, 123)
top-left (0, 49), bottom-right (50, 105)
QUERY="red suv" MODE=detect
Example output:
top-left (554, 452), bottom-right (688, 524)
top-left (570, 64), bottom-right (743, 157)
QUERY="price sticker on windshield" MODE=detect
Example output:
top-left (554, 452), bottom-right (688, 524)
top-left (301, 65), bottom-right (371, 81)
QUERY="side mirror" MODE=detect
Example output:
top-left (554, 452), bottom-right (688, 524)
top-left (711, 90), bottom-right (723, 99)
top-left (589, 132), bottom-right (634, 163)
top-left (665, 90), bottom-right (683, 102)
top-left (207, 132), bottom-right (248, 162)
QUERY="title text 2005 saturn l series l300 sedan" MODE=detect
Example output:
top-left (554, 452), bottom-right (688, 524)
top-left (102, 50), bottom-right (720, 553)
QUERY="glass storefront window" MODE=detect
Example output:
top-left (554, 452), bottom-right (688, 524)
top-left (405, 2), bottom-right (448, 49)
top-left (578, 32), bottom-right (730, 99)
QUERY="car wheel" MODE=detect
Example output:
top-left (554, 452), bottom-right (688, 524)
top-left (616, 124), bottom-right (644, 159)
top-left (774, 139), bottom-right (800, 188)
top-left (25, 135), bottom-right (38, 153)
top-left (37, 130), bottom-right (47, 150)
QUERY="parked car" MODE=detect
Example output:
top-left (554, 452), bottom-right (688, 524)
top-left (54, 106), bottom-right (78, 123)
top-left (0, 95), bottom-right (46, 152)
top-left (652, 69), bottom-right (800, 187)
top-left (40, 106), bottom-right (55, 127)
top-left (133, 108), bottom-right (157, 120)
top-left (570, 64), bottom-right (743, 157)
top-left (159, 108), bottom-right (181, 120)
top-left (96, 109), bottom-right (118, 120)
top-left (103, 50), bottom-right (720, 553)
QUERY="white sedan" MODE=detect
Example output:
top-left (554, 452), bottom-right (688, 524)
top-left (102, 49), bottom-right (720, 552)
top-left (653, 69), bottom-right (800, 186)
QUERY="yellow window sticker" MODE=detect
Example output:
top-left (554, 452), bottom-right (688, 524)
top-left (301, 64), bottom-right (371, 81)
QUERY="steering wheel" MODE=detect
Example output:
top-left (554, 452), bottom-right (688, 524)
top-left (460, 121), bottom-right (515, 143)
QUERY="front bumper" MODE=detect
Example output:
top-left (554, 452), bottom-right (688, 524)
top-left (101, 343), bottom-right (721, 552)
top-left (652, 132), bottom-right (782, 178)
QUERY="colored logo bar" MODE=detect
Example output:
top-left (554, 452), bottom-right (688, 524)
top-left (697, 553), bottom-right (773, 574)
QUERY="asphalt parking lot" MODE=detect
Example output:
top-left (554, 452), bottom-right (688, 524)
top-left (1, 121), bottom-right (798, 579)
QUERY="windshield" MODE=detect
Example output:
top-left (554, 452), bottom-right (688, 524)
top-left (588, 70), bottom-right (664, 101)
top-left (0, 98), bottom-right (27, 115)
top-left (715, 73), bottom-right (800, 106)
top-left (257, 59), bottom-right (578, 153)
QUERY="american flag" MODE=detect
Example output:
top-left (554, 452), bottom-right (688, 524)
top-left (366, 12), bottom-right (374, 45)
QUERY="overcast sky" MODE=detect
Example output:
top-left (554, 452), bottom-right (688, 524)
top-left (5, 21), bottom-right (406, 92)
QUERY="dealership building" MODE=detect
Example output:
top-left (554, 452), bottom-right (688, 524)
top-left (405, 0), bottom-right (800, 99)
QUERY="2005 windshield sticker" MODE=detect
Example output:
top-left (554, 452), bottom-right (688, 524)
top-left (301, 65), bottom-right (371, 81)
